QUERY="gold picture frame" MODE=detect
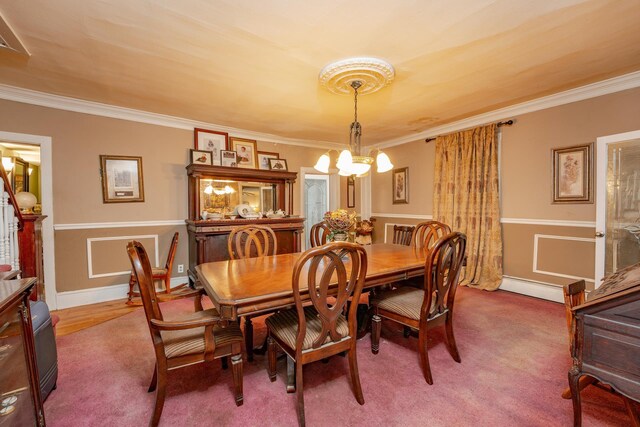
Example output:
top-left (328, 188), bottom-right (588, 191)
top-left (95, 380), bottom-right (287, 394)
top-left (392, 167), bottom-right (409, 204)
top-left (552, 143), bottom-right (593, 204)
top-left (230, 137), bottom-right (259, 169)
top-left (100, 155), bottom-right (145, 203)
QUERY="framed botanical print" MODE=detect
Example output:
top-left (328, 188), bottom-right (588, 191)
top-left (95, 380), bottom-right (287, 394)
top-left (230, 137), bottom-right (258, 169)
top-left (100, 155), bottom-right (144, 203)
top-left (257, 151), bottom-right (279, 170)
top-left (194, 128), bottom-right (228, 166)
top-left (392, 167), bottom-right (409, 204)
top-left (190, 149), bottom-right (213, 165)
top-left (552, 143), bottom-right (593, 203)
top-left (220, 150), bottom-right (238, 167)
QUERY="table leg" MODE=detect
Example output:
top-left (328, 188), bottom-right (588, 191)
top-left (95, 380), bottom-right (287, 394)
top-left (286, 355), bottom-right (296, 393)
top-left (569, 366), bottom-right (582, 427)
top-left (245, 317), bottom-right (254, 362)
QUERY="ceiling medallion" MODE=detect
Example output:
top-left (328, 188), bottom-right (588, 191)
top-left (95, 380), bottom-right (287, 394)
top-left (319, 57), bottom-right (395, 95)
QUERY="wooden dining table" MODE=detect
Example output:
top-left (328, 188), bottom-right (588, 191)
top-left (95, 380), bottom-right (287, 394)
top-left (196, 243), bottom-right (429, 361)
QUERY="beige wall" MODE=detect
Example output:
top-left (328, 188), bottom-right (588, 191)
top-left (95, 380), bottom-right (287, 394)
top-left (371, 87), bottom-right (640, 289)
top-left (0, 99), bottom-right (343, 294)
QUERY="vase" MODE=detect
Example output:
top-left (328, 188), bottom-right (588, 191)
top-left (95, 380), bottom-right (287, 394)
top-left (332, 231), bottom-right (348, 242)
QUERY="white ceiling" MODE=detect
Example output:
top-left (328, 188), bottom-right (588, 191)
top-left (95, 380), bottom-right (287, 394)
top-left (0, 0), bottom-right (639, 145)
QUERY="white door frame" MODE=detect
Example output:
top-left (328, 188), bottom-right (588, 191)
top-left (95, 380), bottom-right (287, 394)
top-left (0, 131), bottom-right (57, 308)
top-left (595, 129), bottom-right (640, 286)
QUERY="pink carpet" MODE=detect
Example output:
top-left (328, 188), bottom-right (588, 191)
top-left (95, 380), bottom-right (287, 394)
top-left (44, 287), bottom-right (631, 426)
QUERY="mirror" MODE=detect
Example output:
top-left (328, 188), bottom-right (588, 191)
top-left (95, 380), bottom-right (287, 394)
top-left (199, 179), bottom-right (277, 215)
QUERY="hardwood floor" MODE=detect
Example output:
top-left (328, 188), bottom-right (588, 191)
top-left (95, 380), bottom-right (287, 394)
top-left (51, 299), bottom-right (140, 337)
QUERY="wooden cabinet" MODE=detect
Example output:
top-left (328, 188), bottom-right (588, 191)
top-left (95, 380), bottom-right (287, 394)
top-left (18, 215), bottom-right (46, 301)
top-left (0, 278), bottom-right (44, 426)
top-left (186, 165), bottom-right (303, 283)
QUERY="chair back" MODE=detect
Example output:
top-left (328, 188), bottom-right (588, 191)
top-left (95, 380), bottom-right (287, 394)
top-left (127, 241), bottom-right (164, 327)
top-left (392, 225), bottom-right (415, 246)
top-left (412, 221), bottom-right (451, 250)
top-left (164, 232), bottom-right (179, 272)
top-left (563, 280), bottom-right (585, 344)
top-left (292, 242), bottom-right (367, 350)
top-left (423, 232), bottom-right (466, 319)
top-left (309, 222), bottom-right (330, 248)
top-left (228, 225), bottom-right (277, 259)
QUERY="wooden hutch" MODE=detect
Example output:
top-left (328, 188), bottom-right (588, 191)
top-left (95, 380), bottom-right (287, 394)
top-left (186, 164), bottom-right (305, 284)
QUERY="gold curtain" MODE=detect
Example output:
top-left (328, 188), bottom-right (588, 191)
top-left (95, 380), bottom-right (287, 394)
top-left (433, 124), bottom-right (503, 290)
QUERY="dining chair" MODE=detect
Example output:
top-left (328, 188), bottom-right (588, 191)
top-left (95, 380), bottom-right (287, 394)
top-left (266, 242), bottom-right (368, 427)
top-left (227, 224), bottom-right (278, 361)
top-left (560, 280), bottom-right (640, 423)
top-left (392, 225), bottom-right (415, 246)
top-left (309, 221), bottom-right (330, 248)
top-left (371, 232), bottom-right (466, 384)
top-left (411, 220), bottom-right (451, 249)
top-left (127, 241), bottom-right (244, 427)
top-left (127, 232), bottom-right (187, 305)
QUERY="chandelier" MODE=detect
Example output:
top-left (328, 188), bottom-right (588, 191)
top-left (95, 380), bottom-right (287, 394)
top-left (314, 80), bottom-right (393, 176)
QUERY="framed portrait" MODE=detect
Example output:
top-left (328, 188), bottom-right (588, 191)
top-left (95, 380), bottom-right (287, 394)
top-left (392, 167), bottom-right (409, 204)
top-left (194, 128), bottom-right (228, 166)
top-left (190, 149), bottom-right (213, 166)
top-left (230, 137), bottom-right (258, 169)
top-left (347, 175), bottom-right (355, 208)
top-left (100, 155), bottom-right (144, 203)
top-left (269, 158), bottom-right (288, 171)
top-left (220, 150), bottom-right (238, 167)
top-left (552, 143), bottom-right (593, 204)
top-left (257, 151), bottom-right (279, 170)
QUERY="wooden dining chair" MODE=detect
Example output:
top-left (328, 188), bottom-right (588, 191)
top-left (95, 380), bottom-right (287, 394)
top-left (227, 224), bottom-right (278, 361)
top-left (309, 221), bottom-right (330, 248)
top-left (560, 280), bottom-right (640, 424)
top-left (371, 232), bottom-right (466, 384)
top-left (127, 232), bottom-right (187, 305)
top-left (392, 225), bottom-right (415, 246)
top-left (411, 221), bottom-right (451, 249)
top-left (266, 242), bottom-right (368, 426)
top-left (127, 241), bottom-right (244, 427)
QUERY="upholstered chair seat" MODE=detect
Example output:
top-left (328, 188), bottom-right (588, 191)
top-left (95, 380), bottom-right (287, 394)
top-left (266, 306), bottom-right (349, 351)
top-left (370, 287), bottom-right (437, 321)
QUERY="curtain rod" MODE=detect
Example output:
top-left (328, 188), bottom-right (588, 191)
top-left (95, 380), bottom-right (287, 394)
top-left (424, 120), bottom-right (514, 143)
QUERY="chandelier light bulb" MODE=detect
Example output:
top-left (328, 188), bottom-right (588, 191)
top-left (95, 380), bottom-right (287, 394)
top-left (314, 153), bottom-right (331, 173)
top-left (204, 184), bottom-right (214, 195)
top-left (376, 151), bottom-right (393, 173)
top-left (336, 149), bottom-right (353, 170)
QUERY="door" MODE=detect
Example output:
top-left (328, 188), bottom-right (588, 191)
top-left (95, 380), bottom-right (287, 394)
top-left (303, 174), bottom-right (329, 250)
top-left (595, 130), bottom-right (640, 285)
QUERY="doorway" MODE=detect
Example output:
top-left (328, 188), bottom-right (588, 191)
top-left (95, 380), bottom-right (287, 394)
top-left (595, 130), bottom-right (640, 284)
top-left (300, 168), bottom-right (339, 250)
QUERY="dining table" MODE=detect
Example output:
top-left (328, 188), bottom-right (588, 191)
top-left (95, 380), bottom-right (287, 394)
top-left (195, 243), bottom-right (429, 362)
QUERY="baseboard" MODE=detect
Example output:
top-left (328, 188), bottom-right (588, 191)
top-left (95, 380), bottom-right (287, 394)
top-left (55, 276), bottom-right (189, 309)
top-left (499, 276), bottom-right (564, 303)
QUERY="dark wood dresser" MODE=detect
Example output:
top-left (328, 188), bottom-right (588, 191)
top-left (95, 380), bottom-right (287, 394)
top-left (569, 263), bottom-right (640, 426)
top-left (18, 215), bottom-right (46, 301)
top-left (0, 278), bottom-right (44, 426)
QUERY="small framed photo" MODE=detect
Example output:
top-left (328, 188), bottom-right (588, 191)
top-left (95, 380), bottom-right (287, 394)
top-left (230, 137), bottom-right (259, 169)
top-left (100, 155), bottom-right (144, 203)
top-left (194, 128), bottom-right (228, 166)
top-left (347, 175), bottom-right (355, 208)
top-left (269, 158), bottom-right (288, 171)
top-left (190, 149), bottom-right (213, 165)
top-left (220, 150), bottom-right (238, 167)
top-left (552, 143), bottom-right (593, 204)
top-left (257, 151), bottom-right (279, 170)
top-left (392, 167), bottom-right (409, 204)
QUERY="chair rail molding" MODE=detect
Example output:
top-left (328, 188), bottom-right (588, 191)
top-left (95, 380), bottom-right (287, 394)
top-left (371, 212), bottom-right (433, 220)
top-left (54, 219), bottom-right (186, 230)
top-left (532, 234), bottom-right (596, 283)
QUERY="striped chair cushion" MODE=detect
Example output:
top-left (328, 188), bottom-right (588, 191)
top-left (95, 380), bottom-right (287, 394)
top-left (131, 267), bottom-right (167, 279)
top-left (370, 287), bottom-right (437, 321)
top-left (266, 306), bottom-right (350, 351)
top-left (160, 308), bottom-right (243, 359)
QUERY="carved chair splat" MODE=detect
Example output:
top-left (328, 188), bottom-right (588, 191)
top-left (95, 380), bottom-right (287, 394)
top-left (309, 222), bottom-right (330, 248)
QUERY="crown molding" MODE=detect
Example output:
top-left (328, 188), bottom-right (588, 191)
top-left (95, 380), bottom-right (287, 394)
top-left (0, 84), bottom-right (343, 150)
top-left (375, 70), bottom-right (640, 149)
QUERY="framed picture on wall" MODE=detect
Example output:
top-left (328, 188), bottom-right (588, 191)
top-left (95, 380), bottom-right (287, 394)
top-left (189, 149), bottom-right (213, 166)
top-left (230, 137), bottom-right (258, 169)
top-left (392, 167), bottom-right (409, 204)
top-left (347, 175), bottom-right (355, 208)
top-left (100, 155), bottom-right (144, 203)
top-left (194, 128), bottom-right (228, 166)
top-left (269, 158), bottom-right (288, 171)
top-left (220, 150), bottom-right (238, 167)
top-left (552, 143), bottom-right (593, 203)
top-left (257, 151), bottom-right (279, 170)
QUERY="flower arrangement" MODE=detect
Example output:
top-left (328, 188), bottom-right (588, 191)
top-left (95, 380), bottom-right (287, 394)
top-left (323, 209), bottom-right (357, 241)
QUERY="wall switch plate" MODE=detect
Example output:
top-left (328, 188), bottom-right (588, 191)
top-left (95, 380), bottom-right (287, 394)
top-left (177, 264), bottom-right (184, 273)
